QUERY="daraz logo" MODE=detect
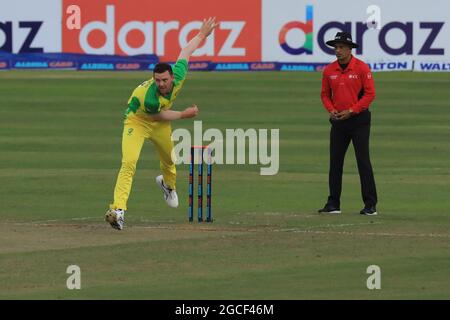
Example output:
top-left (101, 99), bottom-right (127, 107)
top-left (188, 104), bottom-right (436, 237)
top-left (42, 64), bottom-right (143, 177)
top-left (278, 5), bottom-right (313, 55)
top-left (278, 4), bottom-right (445, 57)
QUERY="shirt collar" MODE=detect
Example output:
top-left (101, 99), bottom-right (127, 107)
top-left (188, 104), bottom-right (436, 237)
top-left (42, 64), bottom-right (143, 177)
top-left (334, 55), bottom-right (355, 71)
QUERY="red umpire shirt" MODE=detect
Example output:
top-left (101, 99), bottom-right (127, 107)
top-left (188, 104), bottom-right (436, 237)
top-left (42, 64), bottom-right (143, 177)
top-left (321, 55), bottom-right (375, 114)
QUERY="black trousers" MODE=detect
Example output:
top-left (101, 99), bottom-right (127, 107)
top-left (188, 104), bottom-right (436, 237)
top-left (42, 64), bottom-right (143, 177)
top-left (327, 110), bottom-right (377, 208)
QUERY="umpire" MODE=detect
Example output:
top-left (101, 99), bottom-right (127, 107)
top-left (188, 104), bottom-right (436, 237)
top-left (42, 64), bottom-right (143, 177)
top-left (319, 32), bottom-right (378, 216)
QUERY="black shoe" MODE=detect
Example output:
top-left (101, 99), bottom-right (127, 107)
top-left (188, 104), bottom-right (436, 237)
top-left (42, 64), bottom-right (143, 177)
top-left (360, 206), bottom-right (377, 216)
top-left (318, 204), bottom-right (341, 214)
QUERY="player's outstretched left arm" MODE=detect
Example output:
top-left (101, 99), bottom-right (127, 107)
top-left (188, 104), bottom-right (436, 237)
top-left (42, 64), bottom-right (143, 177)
top-left (177, 17), bottom-right (218, 62)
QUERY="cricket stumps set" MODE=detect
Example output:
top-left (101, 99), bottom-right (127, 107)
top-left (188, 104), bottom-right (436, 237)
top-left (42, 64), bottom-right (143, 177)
top-left (189, 146), bottom-right (212, 222)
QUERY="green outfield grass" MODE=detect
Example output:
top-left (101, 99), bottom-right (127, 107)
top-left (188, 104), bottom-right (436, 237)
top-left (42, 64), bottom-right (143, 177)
top-left (0, 70), bottom-right (449, 299)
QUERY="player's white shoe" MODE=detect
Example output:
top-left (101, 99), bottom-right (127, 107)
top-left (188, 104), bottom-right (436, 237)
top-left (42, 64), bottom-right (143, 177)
top-left (156, 175), bottom-right (179, 208)
top-left (105, 209), bottom-right (125, 230)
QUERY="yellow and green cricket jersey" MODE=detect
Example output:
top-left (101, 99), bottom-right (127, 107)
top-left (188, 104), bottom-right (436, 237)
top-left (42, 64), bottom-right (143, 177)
top-left (124, 59), bottom-right (188, 122)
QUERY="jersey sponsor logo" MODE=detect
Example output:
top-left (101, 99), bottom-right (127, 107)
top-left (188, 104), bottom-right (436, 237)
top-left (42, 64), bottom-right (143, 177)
top-left (329, 75), bottom-right (338, 80)
top-left (348, 74), bottom-right (359, 79)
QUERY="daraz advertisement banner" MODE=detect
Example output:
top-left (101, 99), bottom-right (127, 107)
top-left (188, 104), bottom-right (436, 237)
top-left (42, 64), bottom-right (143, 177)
top-left (1, 0), bottom-right (449, 71)
top-left (0, 0), bottom-right (61, 53)
top-left (61, 0), bottom-right (261, 62)
top-left (262, 0), bottom-right (450, 71)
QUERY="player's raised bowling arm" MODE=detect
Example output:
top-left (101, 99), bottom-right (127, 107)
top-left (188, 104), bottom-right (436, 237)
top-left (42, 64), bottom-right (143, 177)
top-left (177, 17), bottom-right (218, 61)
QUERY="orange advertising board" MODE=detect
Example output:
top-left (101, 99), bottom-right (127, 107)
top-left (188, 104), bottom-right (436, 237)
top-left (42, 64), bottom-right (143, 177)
top-left (62, 0), bottom-right (261, 62)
